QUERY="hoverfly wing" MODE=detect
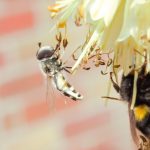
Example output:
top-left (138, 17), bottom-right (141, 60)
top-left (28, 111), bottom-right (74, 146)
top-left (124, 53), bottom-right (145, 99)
top-left (53, 72), bottom-right (83, 100)
top-left (45, 76), bottom-right (56, 109)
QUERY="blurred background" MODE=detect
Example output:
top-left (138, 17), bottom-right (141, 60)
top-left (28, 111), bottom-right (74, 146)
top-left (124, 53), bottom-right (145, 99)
top-left (0, 1), bottom-right (136, 150)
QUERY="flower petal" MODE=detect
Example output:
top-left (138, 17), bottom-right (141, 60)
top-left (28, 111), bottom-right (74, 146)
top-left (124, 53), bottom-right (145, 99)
top-left (90, 0), bottom-right (121, 26)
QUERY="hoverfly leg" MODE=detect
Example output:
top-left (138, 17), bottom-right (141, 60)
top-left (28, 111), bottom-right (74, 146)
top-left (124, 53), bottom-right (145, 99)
top-left (63, 67), bottom-right (72, 74)
top-left (64, 66), bottom-right (72, 69)
top-left (54, 43), bottom-right (61, 53)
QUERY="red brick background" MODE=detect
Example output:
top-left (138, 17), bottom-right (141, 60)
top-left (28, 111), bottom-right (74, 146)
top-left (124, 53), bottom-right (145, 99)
top-left (0, 1), bottom-right (136, 150)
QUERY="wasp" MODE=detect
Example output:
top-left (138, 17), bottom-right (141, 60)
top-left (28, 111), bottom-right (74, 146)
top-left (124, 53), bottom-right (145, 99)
top-left (36, 43), bottom-right (83, 101)
top-left (107, 52), bottom-right (150, 150)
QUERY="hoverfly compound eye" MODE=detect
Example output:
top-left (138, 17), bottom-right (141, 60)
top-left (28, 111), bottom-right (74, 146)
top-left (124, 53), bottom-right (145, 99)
top-left (36, 46), bottom-right (55, 60)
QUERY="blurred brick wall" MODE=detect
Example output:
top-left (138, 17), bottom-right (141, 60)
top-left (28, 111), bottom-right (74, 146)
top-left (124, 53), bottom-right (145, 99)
top-left (0, 1), bottom-right (136, 150)
top-left (0, 0), bottom-right (49, 126)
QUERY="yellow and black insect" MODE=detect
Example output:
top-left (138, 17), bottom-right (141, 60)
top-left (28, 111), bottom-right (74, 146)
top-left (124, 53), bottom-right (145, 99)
top-left (109, 58), bottom-right (150, 149)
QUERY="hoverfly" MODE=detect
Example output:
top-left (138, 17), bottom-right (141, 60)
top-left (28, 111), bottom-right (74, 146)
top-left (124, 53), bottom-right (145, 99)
top-left (36, 42), bottom-right (83, 101)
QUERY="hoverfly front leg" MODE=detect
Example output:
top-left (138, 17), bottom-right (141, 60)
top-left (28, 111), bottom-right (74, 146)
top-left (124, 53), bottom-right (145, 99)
top-left (63, 66), bottom-right (72, 74)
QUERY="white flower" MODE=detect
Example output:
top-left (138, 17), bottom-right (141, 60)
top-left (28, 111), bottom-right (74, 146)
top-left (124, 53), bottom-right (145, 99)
top-left (49, 0), bottom-right (150, 108)
top-left (90, 0), bottom-right (121, 25)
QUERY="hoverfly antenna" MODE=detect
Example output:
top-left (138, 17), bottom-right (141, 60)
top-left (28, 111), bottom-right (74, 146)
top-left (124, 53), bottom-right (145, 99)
top-left (38, 42), bottom-right (42, 48)
top-left (36, 42), bottom-right (41, 58)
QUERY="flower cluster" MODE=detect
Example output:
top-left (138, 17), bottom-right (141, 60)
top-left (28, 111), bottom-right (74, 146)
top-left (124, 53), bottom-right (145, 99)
top-left (49, 0), bottom-right (150, 73)
top-left (48, 0), bottom-right (150, 108)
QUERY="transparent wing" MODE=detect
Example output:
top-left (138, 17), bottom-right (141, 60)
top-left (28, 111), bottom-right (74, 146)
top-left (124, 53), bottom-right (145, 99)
top-left (45, 76), bottom-right (56, 110)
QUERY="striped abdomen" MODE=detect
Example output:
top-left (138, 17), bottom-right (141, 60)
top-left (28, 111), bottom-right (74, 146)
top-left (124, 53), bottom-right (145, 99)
top-left (53, 72), bottom-right (83, 100)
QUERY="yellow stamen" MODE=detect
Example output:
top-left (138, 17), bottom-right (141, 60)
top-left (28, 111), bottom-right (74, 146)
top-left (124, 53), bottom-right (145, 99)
top-left (57, 21), bottom-right (66, 28)
top-left (78, 4), bottom-right (84, 18)
top-left (48, 4), bottom-right (62, 13)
